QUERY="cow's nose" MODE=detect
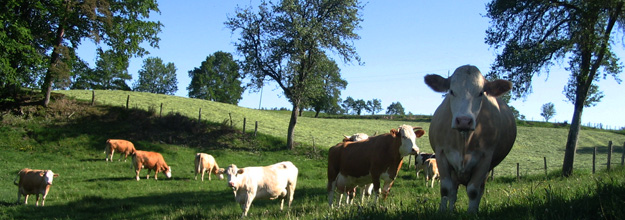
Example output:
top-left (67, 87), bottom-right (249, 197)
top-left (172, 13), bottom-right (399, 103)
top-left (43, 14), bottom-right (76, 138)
top-left (228, 182), bottom-right (235, 187)
top-left (455, 116), bottom-right (473, 130)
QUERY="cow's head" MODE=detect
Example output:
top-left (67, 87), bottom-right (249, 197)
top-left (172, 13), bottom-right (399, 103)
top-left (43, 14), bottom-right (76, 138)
top-left (217, 168), bottom-right (225, 180)
top-left (40, 170), bottom-right (58, 185)
top-left (343, 133), bottom-right (369, 142)
top-left (224, 164), bottom-right (243, 191)
top-left (392, 125), bottom-right (425, 157)
top-left (424, 65), bottom-right (512, 131)
top-left (165, 166), bottom-right (172, 178)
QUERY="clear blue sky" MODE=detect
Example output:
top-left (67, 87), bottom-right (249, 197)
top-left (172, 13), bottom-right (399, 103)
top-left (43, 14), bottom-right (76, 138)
top-left (76, 0), bottom-right (625, 130)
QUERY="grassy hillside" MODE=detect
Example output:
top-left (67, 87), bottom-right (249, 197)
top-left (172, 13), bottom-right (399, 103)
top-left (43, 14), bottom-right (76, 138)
top-left (0, 90), bottom-right (623, 219)
top-left (56, 90), bottom-right (625, 177)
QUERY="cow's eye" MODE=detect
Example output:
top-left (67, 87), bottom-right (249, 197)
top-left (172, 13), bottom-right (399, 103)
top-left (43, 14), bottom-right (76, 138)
top-left (478, 91), bottom-right (484, 97)
top-left (449, 90), bottom-right (455, 96)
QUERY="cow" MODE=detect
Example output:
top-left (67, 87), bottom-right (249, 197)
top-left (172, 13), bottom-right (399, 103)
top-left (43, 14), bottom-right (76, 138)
top-left (132, 150), bottom-right (172, 181)
top-left (414, 153), bottom-right (435, 178)
top-left (342, 133), bottom-right (369, 142)
top-left (223, 161), bottom-right (298, 217)
top-left (194, 153), bottom-right (224, 181)
top-left (424, 65), bottom-right (517, 213)
top-left (104, 139), bottom-right (136, 162)
top-left (425, 158), bottom-right (439, 188)
top-left (335, 133), bottom-right (373, 206)
top-left (13, 168), bottom-right (59, 206)
top-left (327, 125), bottom-right (426, 207)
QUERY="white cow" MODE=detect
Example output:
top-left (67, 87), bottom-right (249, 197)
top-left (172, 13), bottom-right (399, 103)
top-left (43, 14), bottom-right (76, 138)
top-left (223, 161), bottom-right (298, 217)
top-left (194, 153), bottom-right (223, 181)
top-left (425, 65), bottom-right (516, 213)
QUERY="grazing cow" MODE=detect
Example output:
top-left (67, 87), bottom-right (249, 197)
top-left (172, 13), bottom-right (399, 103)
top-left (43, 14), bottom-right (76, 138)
top-left (223, 161), bottom-right (298, 217)
top-left (327, 125), bottom-right (426, 207)
top-left (132, 150), bottom-right (172, 181)
top-left (424, 65), bottom-right (517, 213)
top-left (13, 168), bottom-right (59, 206)
top-left (194, 153), bottom-right (224, 181)
top-left (104, 139), bottom-right (136, 162)
top-left (425, 158), bottom-right (440, 188)
top-left (414, 153), bottom-right (435, 178)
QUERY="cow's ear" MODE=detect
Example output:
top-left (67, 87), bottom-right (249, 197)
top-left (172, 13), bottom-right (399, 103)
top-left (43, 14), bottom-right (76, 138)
top-left (424, 74), bottom-right (450, 93)
top-left (414, 129), bottom-right (426, 138)
top-left (390, 129), bottom-right (398, 137)
top-left (39, 173), bottom-right (44, 177)
top-left (54, 174), bottom-right (59, 177)
top-left (217, 168), bottom-right (225, 174)
top-left (237, 169), bottom-right (244, 174)
top-left (484, 79), bottom-right (512, 97)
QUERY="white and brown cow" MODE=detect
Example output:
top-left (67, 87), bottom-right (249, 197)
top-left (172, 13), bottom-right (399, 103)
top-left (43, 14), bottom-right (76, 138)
top-left (194, 153), bottom-right (223, 181)
top-left (13, 168), bottom-right (59, 206)
top-left (132, 150), bottom-right (172, 181)
top-left (327, 125), bottom-right (425, 207)
top-left (104, 139), bottom-right (136, 162)
top-left (425, 158), bottom-right (440, 188)
top-left (342, 133), bottom-right (369, 142)
top-left (424, 65), bottom-right (517, 213)
top-left (223, 161), bottom-right (298, 217)
top-left (335, 133), bottom-right (373, 206)
top-left (414, 152), bottom-right (435, 178)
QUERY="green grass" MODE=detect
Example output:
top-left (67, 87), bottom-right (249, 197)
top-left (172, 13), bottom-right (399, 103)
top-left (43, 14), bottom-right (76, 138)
top-left (0, 90), bottom-right (624, 219)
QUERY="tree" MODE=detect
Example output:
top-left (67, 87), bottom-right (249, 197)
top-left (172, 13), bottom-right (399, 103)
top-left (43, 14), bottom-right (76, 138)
top-left (187, 52), bottom-right (244, 104)
top-left (365, 99), bottom-right (382, 115)
top-left (300, 55), bottom-right (347, 117)
top-left (386, 102), bottom-right (405, 115)
top-left (71, 49), bottom-right (131, 90)
top-left (342, 96), bottom-right (356, 114)
top-left (541, 102), bottom-right (556, 122)
top-left (133, 57), bottom-right (177, 95)
top-left (353, 99), bottom-right (367, 115)
top-left (226, 0), bottom-right (363, 149)
top-left (1, 1), bottom-right (162, 106)
top-left (485, 1), bottom-right (624, 176)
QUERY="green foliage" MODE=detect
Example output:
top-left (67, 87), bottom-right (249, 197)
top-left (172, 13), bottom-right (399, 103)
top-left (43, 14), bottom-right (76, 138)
top-left (187, 51), bottom-right (243, 104)
top-left (71, 49), bottom-right (132, 91)
top-left (133, 57), bottom-right (178, 95)
top-left (386, 101), bottom-right (405, 115)
top-left (365, 99), bottom-right (382, 115)
top-left (300, 54), bottom-right (347, 117)
top-left (540, 102), bottom-right (556, 122)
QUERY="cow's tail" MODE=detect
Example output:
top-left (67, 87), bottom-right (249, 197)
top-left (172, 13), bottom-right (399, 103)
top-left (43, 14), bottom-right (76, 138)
top-left (131, 153), bottom-right (137, 169)
top-left (13, 170), bottom-right (23, 186)
top-left (196, 154), bottom-right (202, 174)
top-left (104, 139), bottom-right (111, 154)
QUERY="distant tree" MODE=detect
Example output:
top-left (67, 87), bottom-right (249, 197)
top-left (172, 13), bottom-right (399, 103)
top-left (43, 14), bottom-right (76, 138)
top-left (187, 52), bottom-right (244, 104)
top-left (540, 102), bottom-right (556, 122)
top-left (352, 99), bottom-right (366, 115)
top-left (365, 99), bottom-right (382, 115)
top-left (226, 0), bottom-right (363, 149)
top-left (133, 57), bottom-right (178, 95)
top-left (386, 102), bottom-right (405, 115)
top-left (486, 0), bottom-right (624, 176)
top-left (71, 49), bottom-right (131, 90)
top-left (342, 96), bottom-right (356, 115)
top-left (301, 55), bottom-right (347, 118)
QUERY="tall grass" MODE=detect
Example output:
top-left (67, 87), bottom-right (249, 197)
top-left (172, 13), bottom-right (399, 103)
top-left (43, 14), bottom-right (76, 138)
top-left (0, 90), bottom-right (623, 219)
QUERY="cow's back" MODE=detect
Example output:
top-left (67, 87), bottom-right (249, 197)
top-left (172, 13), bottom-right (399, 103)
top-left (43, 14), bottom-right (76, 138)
top-left (17, 169), bottom-right (46, 194)
top-left (337, 134), bottom-right (393, 177)
top-left (134, 150), bottom-right (165, 169)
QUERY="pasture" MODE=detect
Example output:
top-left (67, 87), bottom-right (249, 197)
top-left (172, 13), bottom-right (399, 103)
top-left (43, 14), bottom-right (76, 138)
top-left (0, 90), bottom-right (624, 219)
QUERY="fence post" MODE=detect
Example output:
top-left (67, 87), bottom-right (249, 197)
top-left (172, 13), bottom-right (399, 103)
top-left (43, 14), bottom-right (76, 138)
top-left (254, 121), bottom-right (258, 137)
top-left (607, 141), bottom-right (613, 171)
top-left (243, 118), bottom-right (246, 133)
top-left (621, 142), bottom-right (625, 166)
top-left (543, 157), bottom-right (548, 177)
top-left (91, 90), bottom-right (95, 106)
top-left (126, 95), bottom-right (130, 109)
top-left (198, 108), bottom-right (202, 122)
top-left (516, 163), bottom-right (520, 181)
top-left (593, 146), bottom-right (597, 174)
top-left (160, 103), bottom-right (163, 117)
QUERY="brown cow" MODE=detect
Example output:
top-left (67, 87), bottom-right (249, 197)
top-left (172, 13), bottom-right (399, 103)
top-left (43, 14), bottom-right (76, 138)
top-left (132, 150), bottom-right (172, 181)
top-left (425, 158), bottom-right (439, 188)
top-left (425, 65), bottom-right (517, 213)
top-left (13, 168), bottom-right (59, 206)
top-left (104, 139), bottom-right (136, 162)
top-left (194, 153), bottom-right (224, 181)
top-left (327, 125), bottom-right (425, 207)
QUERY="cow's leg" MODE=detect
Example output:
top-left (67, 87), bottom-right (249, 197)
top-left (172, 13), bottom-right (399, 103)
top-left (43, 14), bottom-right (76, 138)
top-left (466, 158), bottom-right (491, 213)
top-left (24, 194), bottom-right (29, 205)
top-left (109, 150), bottom-right (115, 162)
top-left (206, 167), bottom-right (211, 181)
top-left (135, 167), bottom-right (141, 181)
top-left (146, 169), bottom-right (151, 179)
top-left (41, 193), bottom-right (47, 206)
top-left (123, 153), bottom-right (128, 162)
top-left (16, 191), bottom-right (22, 205)
top-left (241, 193), bottom-right (255, 217)
top-left (154, 171), bottom-right (159, 180)
top-left (371, 174), bottom-right (381, 204)
top-left (437, 151), bottom-right (458, 212)
top-left (327, 180), bottom-right (336, 207)
top-left (35, 194), bottom-right (40, 206)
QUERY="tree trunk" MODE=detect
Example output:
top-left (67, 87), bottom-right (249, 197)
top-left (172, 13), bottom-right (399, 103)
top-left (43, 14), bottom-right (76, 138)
top-left (287, 102), bottom-right (299, 150)
top-left (42, 13), bottom-right (67, 107)
top-left (561, 101), bottom-right (584, 177)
